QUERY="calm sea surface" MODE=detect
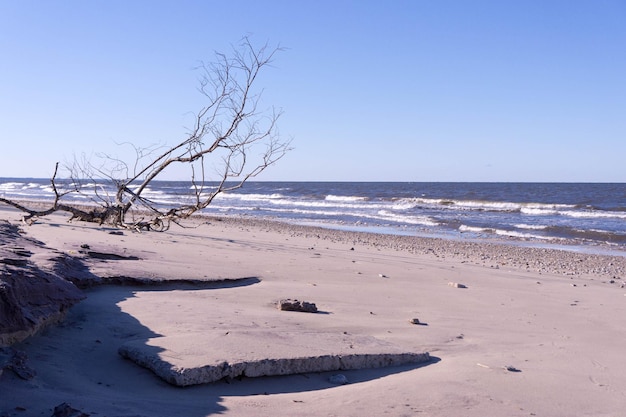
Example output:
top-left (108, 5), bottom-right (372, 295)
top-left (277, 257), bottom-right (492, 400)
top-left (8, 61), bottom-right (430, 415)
top-left (2, 179), bottom-right (625, 253)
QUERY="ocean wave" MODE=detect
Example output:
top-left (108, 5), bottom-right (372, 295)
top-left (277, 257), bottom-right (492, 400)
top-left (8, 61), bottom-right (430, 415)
top-left (560, 210), bottom-right (626, 220)
top-left (2, 179), bottom-right (626, 249)
top-left (395, 197), bottom-right (577, 214)
top-left (377, 210), bottom-right (439, 226)
top-left (459, 225), bottom-right (552, 240)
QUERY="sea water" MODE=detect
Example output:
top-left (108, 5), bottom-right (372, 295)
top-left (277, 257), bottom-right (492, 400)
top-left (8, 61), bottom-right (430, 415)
top-left (2, 179), bottom-right (625, 251)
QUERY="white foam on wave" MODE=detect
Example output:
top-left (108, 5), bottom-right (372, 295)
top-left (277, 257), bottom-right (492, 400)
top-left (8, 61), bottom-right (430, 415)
top-left (521, 207), bottom-right (558, 216)
top-left (459, 224), bottom-right (551, 240)
top-left (494, 229), bottom-right (551, 240)
top-left (325, 194), bottom-right (367, 202)
top-left (515, 223), bottom-right (548, 230)
top-left (0, 182), bottom-right (24, 190)
top-left (459, 225), bottom-right (489, 234)
top-left (218, 193), bottom-right (285, 201)
top-left (561, 210), bottom-right (626, 220)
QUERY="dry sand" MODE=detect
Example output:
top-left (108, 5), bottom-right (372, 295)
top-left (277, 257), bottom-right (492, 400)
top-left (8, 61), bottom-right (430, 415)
top-left (2, 210), bottom-right (626, 416)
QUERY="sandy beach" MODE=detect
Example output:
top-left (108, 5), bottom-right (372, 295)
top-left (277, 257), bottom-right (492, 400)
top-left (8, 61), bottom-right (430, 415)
top-left (2, 209), bottom-right (626, 416)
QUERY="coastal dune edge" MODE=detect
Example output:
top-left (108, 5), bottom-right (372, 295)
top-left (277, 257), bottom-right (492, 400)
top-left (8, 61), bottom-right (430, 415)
top-left (1, 208), bottom-right (626, 416)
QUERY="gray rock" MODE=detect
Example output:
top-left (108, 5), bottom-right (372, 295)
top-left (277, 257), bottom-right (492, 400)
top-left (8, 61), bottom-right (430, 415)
top-left (328, 373), bottom-right (349, 385)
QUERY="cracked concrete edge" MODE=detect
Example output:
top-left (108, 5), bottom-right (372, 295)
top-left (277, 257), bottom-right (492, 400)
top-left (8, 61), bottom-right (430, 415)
top-left (118, 342), bottom-right (431, 387)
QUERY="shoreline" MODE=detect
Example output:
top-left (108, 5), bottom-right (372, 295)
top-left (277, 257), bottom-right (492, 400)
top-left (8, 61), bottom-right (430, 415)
top-left (3, 203), bottom-right (626, 279)
top-left (206, 214), bottom-right (626, 279)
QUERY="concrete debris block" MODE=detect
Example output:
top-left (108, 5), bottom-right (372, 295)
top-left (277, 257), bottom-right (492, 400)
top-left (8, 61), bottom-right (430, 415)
top-left (119, 331), bottom-right (431, 386)
top-left (409, 318), bottom-right (421, 325)
top-left (277, 299), bottom-right (318, 313)
top-left (448, 282), bottom-right (467, 289)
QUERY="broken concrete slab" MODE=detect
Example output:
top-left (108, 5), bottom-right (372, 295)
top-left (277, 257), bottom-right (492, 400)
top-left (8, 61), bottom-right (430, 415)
top-left (118, 330), bottom-right (430, 386)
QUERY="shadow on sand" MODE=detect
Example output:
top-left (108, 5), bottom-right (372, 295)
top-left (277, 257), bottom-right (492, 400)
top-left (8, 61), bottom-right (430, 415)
top-left (3, 278), bottom-right (438, 417)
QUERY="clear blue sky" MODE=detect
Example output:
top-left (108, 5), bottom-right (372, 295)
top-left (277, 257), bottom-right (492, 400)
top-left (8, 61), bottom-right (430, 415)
top-left (1, 0), bottom-right (625, 182)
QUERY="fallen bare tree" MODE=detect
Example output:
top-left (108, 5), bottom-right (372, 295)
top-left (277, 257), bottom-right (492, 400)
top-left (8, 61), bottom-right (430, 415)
top-left (0, 37), bottom-right (291, 231)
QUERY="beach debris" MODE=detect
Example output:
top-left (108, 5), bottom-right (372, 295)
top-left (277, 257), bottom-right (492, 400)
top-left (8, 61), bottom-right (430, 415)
top-left (378, 274), bottom-right (388, 278)
top-left (448, 282), bottom-right (467, 289)
top-left (409, 318), bottom-right (427, 326)
top-left (52, 402), bottom-right (90, 417)
top-left (120, 330), bottom-right (431, 386)
top-left (277, 299), bottom-right (318, 313)
top-left (78, 250), bottom-right (140, 261)
top-left (477, 363), bottom-right (522, 373)
top-left (329, 374), bottom-right (349, 385)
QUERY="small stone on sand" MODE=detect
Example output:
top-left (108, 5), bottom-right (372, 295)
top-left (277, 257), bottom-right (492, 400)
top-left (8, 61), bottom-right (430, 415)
top-left (329, 374), bottom-right (349, 385)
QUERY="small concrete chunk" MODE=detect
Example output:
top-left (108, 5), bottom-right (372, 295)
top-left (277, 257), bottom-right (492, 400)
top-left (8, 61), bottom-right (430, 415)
top-left (277, 299), bottom-right (318, 313)
top-left (51, 402), bottom-right (90, 417)
top-left (448, 282), bottom-right (467, 289)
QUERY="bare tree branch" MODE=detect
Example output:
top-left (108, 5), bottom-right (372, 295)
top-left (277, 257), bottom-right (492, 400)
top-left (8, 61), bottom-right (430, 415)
top-left (2, 36), bottom-right (291, 231)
